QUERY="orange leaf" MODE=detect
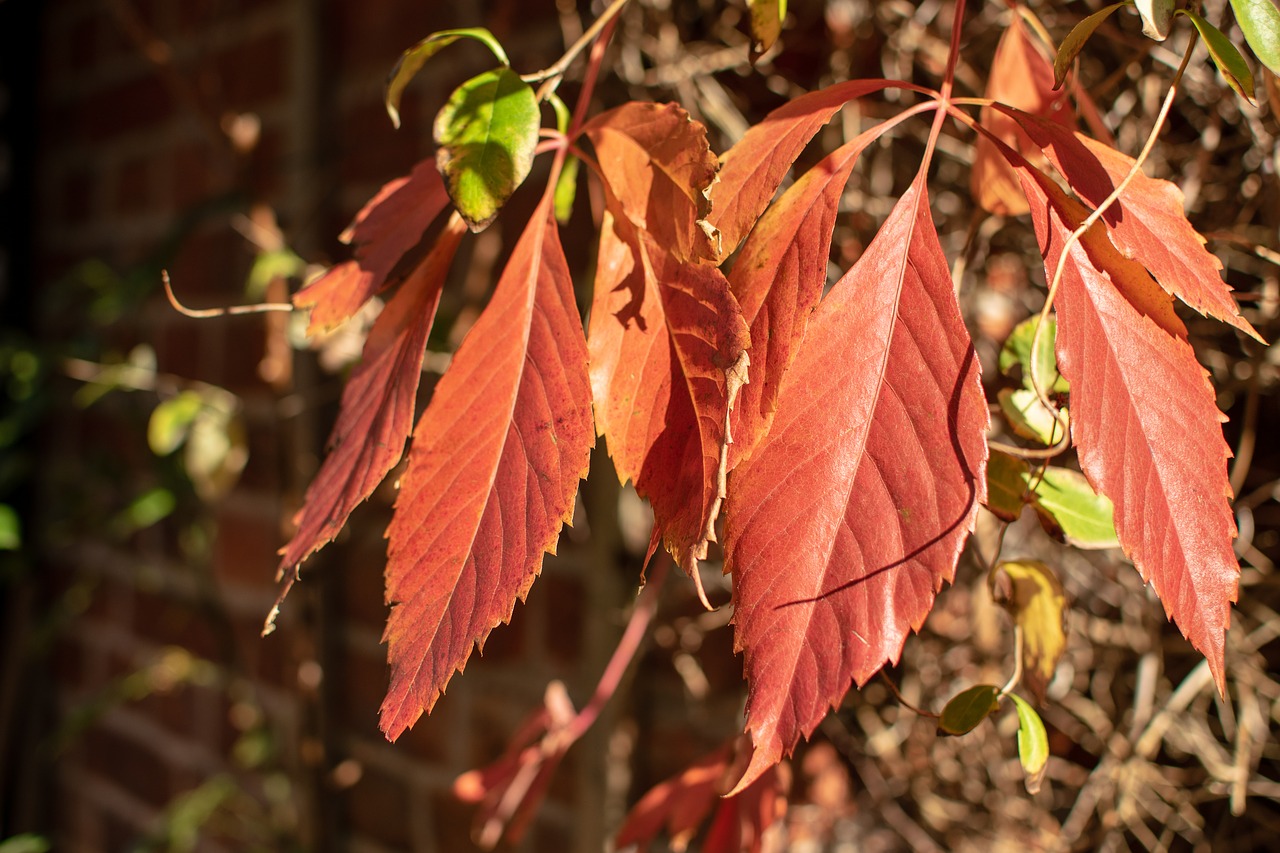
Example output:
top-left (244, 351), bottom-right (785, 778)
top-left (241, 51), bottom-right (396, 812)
top-left (583, 106), bottom-right (750, 594)
top-left (278, 216), bottom-right (466, 573)
top-left (379, 197), bottom-right (593, 738)
top-left (710, 79), bottom-right (913, 258)
top-left (998, 107), bottom-right (1263, 342)
top-left (971, 15), bottom-right (1072, 216)
top-left (615, 738), bottom-right (789, 853)
top-left (1013, 156), bottom-right (1239, 694)
top-left (294, 159), bottom-right (451, 334)
top-left (728, 127), bottom-right (885, 468)
top-left (582, 102), bottom-right (721, 264)
top-left (725, 176), bottom-right (988, 791)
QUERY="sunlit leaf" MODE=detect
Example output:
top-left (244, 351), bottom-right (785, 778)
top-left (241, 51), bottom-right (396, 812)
top-left (726, 176), bottom-right (988, 792)
top-left (938, 685), bottom-right (1000, 736)
top-left (1009, 143), bottom-right (1239, 694)
top-left (1183, 10), bottom-right (1256, 101)
top-left (435, 67), bottom-right (540, 231)
top-left (998, 388), bottom-right (1067, 446)
top-left (148, 391), bottom-right (205, 456)
top-left (385, 28), bottom-right (509, 128)
top-left (1136, 0), bottom-right (1175, 40)
top-left (1009, 693), bottom-right (1050, 793)
top-left (0, 504), bottom-right (21, 550)
top-left (746, 0), bottom-right (787, 61)
top-left (999, 315), bottom-right (1068, 394)
top-left (988, 560), bottom-right (1067, 703)
top-left (1028, 466), bottom-right (1119, 550)
top-left (380, 198), bottom-right (593, 738)
top-left (554, 154), bottom-right (579, 224)
top-left (985, 451), bottom-right (1028, 522)
top-left (1055, 3), bottom-right (1128, 88)
top-left (1229, 0), bottom-right (1280, 75)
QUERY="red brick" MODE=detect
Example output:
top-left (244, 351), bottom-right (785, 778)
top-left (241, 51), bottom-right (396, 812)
top-left (431, 788), bottom-right (477, 853)
top-left (132, 590), bottom-right (220, 660)
top-left (346, 764), bottom-right (412, 849)
top-left (338, 643), bottom-right (388, 741)
top-left (170, 139), bottom-right (222, 209)
top-left (60, 166), bottom-right (95, 225)
top-left (115, 155), bottom-right (153, 215)
top-left (332, 1), bottom-right (456, 74)
top-left (80, 725), bottom-right (173, 808)
top-left (80, 73), bottom-right (173, 140)
top-left (210, 30), bottom-right (289, 110)
top-left (214, 497), bottom-right (281, 590)
top-left (538, 574), bottom-right (583, 664)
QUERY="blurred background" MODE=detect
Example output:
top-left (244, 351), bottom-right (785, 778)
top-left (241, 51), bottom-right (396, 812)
top-left (1, 0), bottom-right (1279, 851)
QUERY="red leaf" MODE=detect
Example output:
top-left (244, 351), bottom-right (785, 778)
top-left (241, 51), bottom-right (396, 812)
top-left (1013, 161), bottom-right (1239, 693)
top-left (294, 159), bottom-right (450, 334)
top-left (581, 101), bottom-right (720, 264)
top-left (452, 681), bottom-right (576, 849)
top-left (710, 79), bottom-right (916, 257)
top-left (379, 198), bottom-right (593, 738)
top-left (998, 107), bottom-right (1263, 342)
top-left (727, 127), bottom-right (883, 468)
top-left (278, 216), bottom-right (467, 573)
top-left (589, 214), bottom-right (749, 595)
top-left (583, 108), bottom-right (750, 595)
top-left (615, 738), bottom-right (789, 853)
top-left (971, 15), bottom-right (1072, 216)
top-left (725, 176), bottom-right (988, 791)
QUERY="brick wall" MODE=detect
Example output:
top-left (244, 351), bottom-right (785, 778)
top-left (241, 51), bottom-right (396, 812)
top-left (13, 1), bottom-right (744, 851)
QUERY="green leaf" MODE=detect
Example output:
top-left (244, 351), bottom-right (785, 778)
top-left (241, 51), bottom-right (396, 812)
top-left (1182, 10), bottom-right (1256, 101)
top-left (985, 451), bottom-right (1028, 522)
top-left (148, 391), bottom-right (205, 456)
top-left (1009, 693), bottom-right (1050, 794)
top-left (1136, 0), bottom-right (1175, 40)
top-left (110, 487), bottom-right (176, 537)
top-left (1000, 316), bottom-right (1067, 395)
top-left (747, 0), bottom-right (787, 61)
top-left (998, 388), bottom-right (1067, 445)
top-left (1027, 466), bottom-right (1119, 549)
top-left (246, 248), bottom-right (306, 300)
top-left (0, 504), bottom-right (20, 550)
top-left (434, 67), bottom-right (540, 232)
top-left (0, 835), bottom-right (51, 853)
top-left (554, 155), bottom-right (580, 225)
top-left (938, 684), bottom-right (1001, 736)
top-left (385, 28), bottom-right (510, 129)
top-left (1230, 0), bottom-right (1280, 76)
top-left (1055, 3), bottom-right (1130, 88)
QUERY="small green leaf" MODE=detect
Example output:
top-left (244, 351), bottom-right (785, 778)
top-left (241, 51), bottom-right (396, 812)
top-left (1000, 316), bottom-right (1067, 395)
top-left (747, 0), bottom-right (787, 61)
top-left (385, 28), bottom-right (510, 128)
top-left (1230, 0), bottom-right (1280, 76)
top-left (246, 248), bottom-right (306, 300)
top-left (1027, 466), bottom-right (1119, 549)
top-left (434, 67), bottom-right (540, 232)
top-left (999, 388), bottom-right (1066, 446)
top-left (1136, 0), bottom-right (1175, 40)
top-left (1055, 3), bottom-right (1129, 88)
top-left (0, 504), bottom-right (20, 550)
top-left (1009, 693), bottom-right (1050, 794)
top-left (110, 487), bottom-right (176, 537)
top-left (148, 391), bottom-right (205, 456)
top-left (939, 685), bottom-right (1001, 736)
top-left (985, 451), bottom-right (1029, 522)
top-left (1182, 10), bottom-right (1256, 101)
top-left (554, 155), bottom-right (580, 225)
top-left (547, 91), bottom-right (571, 136)
top-left (0, 834), bottom-right (51, 853)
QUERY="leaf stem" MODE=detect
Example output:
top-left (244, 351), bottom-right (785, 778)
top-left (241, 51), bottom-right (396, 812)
top-left (523, 0), bottom-right (630, 102)
top-left (998, 624), bottom-right (1024, 697)
top-left (565, 555), bottom-right (669, 741)
top-left (878, 671), bottom-right (940, 719)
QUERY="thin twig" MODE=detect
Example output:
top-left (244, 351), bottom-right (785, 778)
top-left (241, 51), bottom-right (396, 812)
top-left (162, 270), bottom-right (294, 319)
top-left (524, 0), bottom-right (631, 102)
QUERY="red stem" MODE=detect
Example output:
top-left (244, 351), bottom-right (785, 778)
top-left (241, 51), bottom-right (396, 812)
top-left (567, 555), bottom-right (669, 740)
top-left (568, 11), bottom-right (620, 138)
